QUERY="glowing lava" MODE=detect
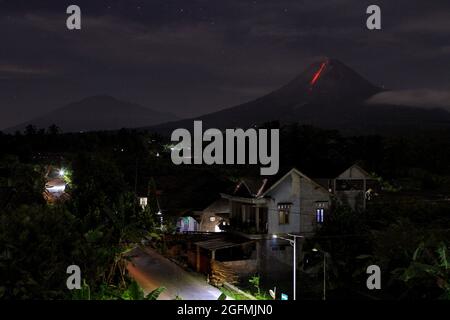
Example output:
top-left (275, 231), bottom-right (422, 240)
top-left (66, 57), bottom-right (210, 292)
top-left (310, 61), bottom-right (327, 86)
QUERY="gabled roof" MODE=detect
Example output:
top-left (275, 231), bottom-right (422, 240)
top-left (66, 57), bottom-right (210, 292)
top-left (202, 198), bottom-right (230, 213)
top-left (335, 164), bottom-right (373, 180)
top-left (233, 177), bottom-right (270, 198)
top-left (261, 168), bottom-right (331, 197)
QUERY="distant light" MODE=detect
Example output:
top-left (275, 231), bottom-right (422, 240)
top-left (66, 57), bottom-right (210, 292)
top-left (59, 169), bottom-right (65, 177)
top-left (46, 185), bottom-right (66, 193)
top-left (272, 234), bottom-right (278, 239)
top-left (312, 248), bottom-right (318, 252)
top-left (157, 210), bottom-right (162, 215)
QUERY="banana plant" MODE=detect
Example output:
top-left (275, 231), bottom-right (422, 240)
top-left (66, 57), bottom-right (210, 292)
top-left (394, 242), bottom-right (450, 299)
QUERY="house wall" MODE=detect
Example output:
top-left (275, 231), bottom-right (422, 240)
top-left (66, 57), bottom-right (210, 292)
top-left (221, 259), bottom-right (257, 276)
top-left (334, 165), bottom-right (373, 211)
top-left (199, 212), bottom-right (222, 232)
top-left (199, 199), bottom-right (230, 232)
top-left (177, 216), bottom-right (199, 232)
top-left (335, 190), bottom-right (365, 211)
top-left (256, 239), bottom-right (299, 297)
top-left (267, 174), bottom-right (301, 235)
top-left (266, 172), bottom-right (331, 236)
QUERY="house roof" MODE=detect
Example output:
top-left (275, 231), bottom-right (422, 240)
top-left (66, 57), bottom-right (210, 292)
top-left (233, 177), bottom-right (269, 198)
top-left (261, 168), bottom-right (331, 197)
top-left (335, 164), bottom-right (373, 180)
top-left (202, 198), bottom-right (230, 214)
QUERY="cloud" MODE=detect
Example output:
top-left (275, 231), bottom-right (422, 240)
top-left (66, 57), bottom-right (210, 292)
top-left (0, 64), bottom-right (53, 79)
top-left (396, 12), bottom-right (450, 35)
top-left (366, 89), bottom-right (450, 109)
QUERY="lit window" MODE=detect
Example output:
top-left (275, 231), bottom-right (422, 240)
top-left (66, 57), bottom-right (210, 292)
top-left (278, 203), bottom-right (291, 225)
top-left (139, 197), bottom-right (148, 209)
top-left (316, 208), bottom-right (324, 224)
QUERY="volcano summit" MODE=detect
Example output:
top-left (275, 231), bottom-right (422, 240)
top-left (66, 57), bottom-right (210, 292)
top-left (149, 58), bottom-right (450, 134)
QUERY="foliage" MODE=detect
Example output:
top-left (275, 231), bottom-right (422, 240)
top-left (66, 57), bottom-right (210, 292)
top-left (217, 293), bottom-right (227, 300)
top-left (0, 205), bottom-right (80, 299)
top-left (249, 275), bottom-right (261, 296)
top-left (72, 280), bottom-right (165, 300)
top-left (121, 281), bottom-right (165, 300)
top-left (394, 242), bottom-right (450, 299)
top-left (219, 287), bottom-right (247, 300)
top-left (0, 147), bottom-right (164, 299)
top-left (248, 275), bottom-right (271, 300)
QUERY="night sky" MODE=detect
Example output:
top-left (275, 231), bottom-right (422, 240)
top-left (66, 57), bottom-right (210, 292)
top-left (1, 0), bottom-right (450, 129)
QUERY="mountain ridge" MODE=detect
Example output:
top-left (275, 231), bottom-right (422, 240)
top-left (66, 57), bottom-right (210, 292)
top-left (6, 95), bottom-right (179, 133)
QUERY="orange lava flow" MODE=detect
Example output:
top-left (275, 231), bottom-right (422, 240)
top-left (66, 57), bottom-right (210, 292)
top-left (310, 62), bottom-right (327, 86)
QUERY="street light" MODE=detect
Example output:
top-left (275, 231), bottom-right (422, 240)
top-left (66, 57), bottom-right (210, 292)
top-left (272, 233), bottom-right (304, 300)
top-left (312, 248), bottom-right (327, 301)
top-left (58, 169), bottom-right (65, 177)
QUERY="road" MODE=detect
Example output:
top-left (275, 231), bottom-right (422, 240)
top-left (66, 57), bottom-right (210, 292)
top-left (127, 247), bottom-right (226, 300)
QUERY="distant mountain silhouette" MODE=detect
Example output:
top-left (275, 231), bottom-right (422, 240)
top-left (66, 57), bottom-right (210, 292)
top-left (7, 95), bottom-right (178, 133)
top-left (147, 58), bottom-right (450, 134)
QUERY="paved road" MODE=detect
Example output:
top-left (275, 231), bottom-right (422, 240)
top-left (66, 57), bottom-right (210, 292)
top-left (127, 247), bottom-right (225, 300)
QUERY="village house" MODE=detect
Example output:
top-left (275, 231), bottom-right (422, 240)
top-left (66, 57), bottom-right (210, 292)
top-left (331, 164), bottom-right (378, 211)
top-left (190, 164), bottom-right (378, 290)
top-left (220, 168), bottom-right (332, 237)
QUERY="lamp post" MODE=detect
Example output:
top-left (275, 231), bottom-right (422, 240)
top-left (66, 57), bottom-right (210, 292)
top-left (272, 234), bottom-right (304, 300)
top-left (312, 248), bottom-right (327, 300)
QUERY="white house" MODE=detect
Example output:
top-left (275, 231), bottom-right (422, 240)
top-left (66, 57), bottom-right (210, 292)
top-left (263, 168), bottom-right (331, 237)
top-left (220, 168), bottom-right (332, 237)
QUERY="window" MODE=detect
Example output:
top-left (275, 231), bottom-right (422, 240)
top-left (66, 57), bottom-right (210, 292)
top-left (316, 208), bottom-right (324, 224)
top-left (278, 203), bottom-right (291, 225)
top-left (139, 197), bottom-right (148, 209)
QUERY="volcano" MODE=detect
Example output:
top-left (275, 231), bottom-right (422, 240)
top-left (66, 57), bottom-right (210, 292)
top-left (7, 95), bottom-right (178, 133)
top-left (149, 58), bottom-right (450, 134)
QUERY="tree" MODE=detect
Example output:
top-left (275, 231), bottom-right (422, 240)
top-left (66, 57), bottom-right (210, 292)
top-left (394, 242), bottom-right (450, 299)
top-left (47, 124), bottom-right (61, 135)
top-left (24, 125), bottom-right (36, 136)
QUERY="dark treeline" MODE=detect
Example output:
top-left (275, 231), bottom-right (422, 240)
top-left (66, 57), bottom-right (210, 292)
top-left (3, 123), bottom-right (450, 192)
